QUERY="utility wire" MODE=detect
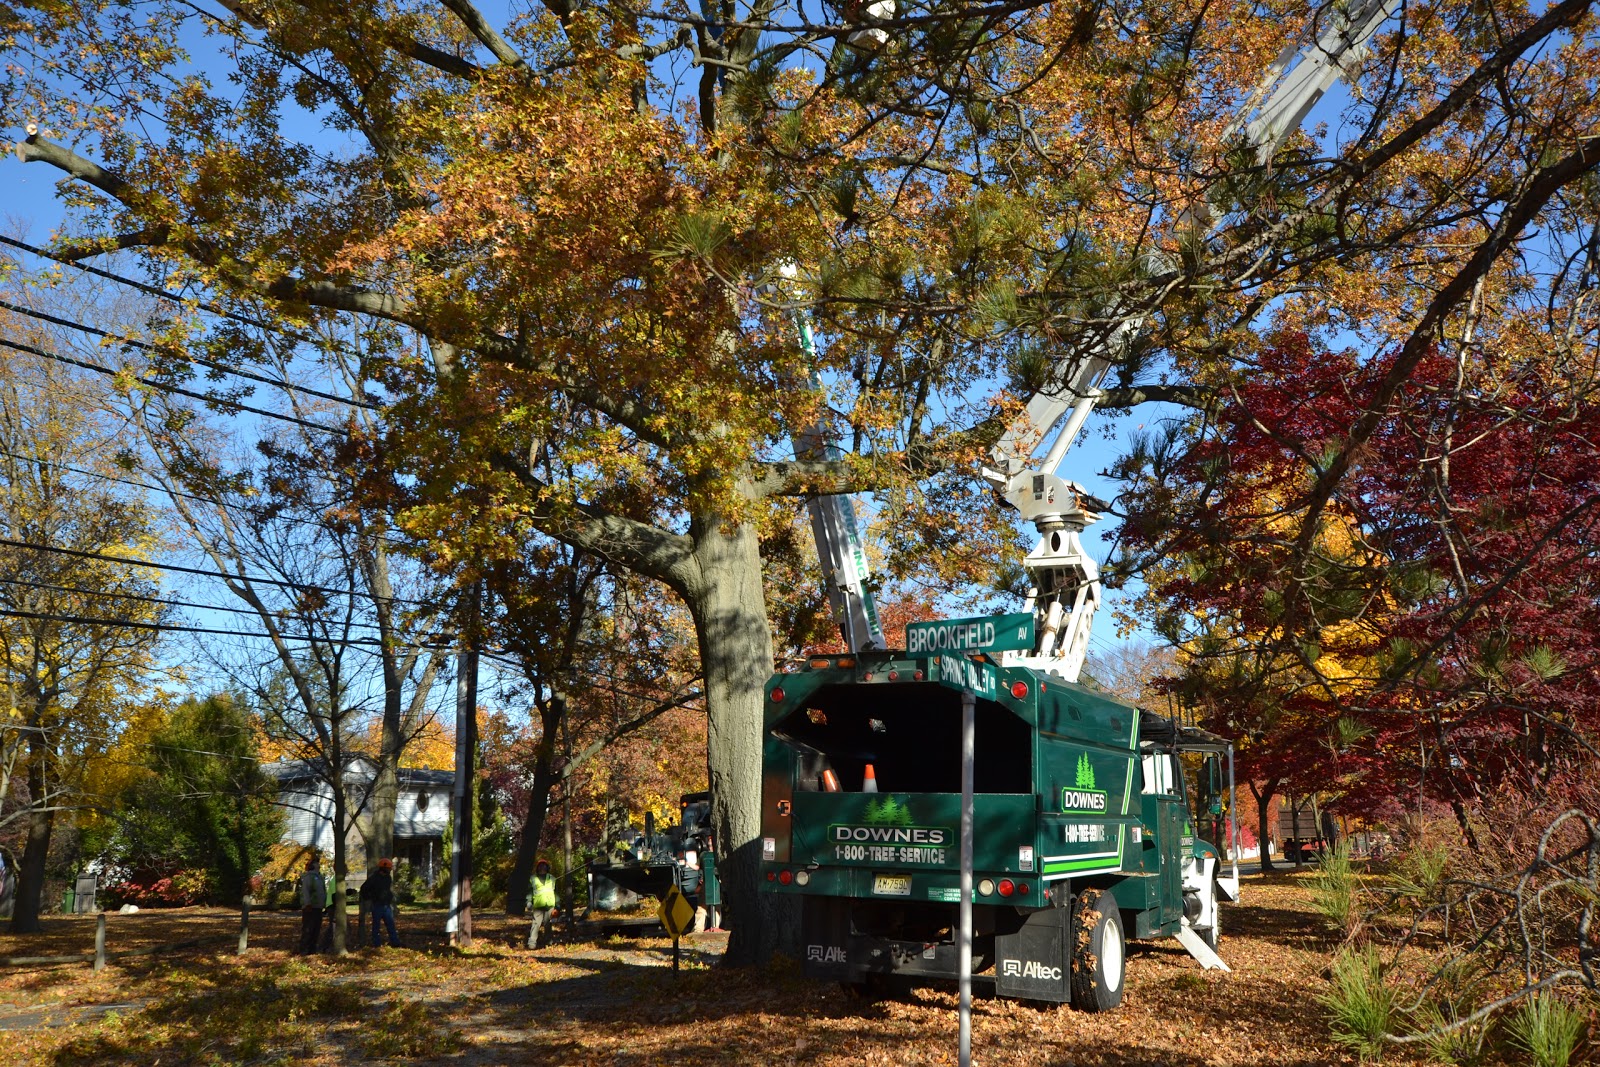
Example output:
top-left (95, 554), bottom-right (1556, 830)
top-left (0, 447), bottom-right (415, 551)
top-left (0, 573), bottom-right (417, 636)
top-left (0, 605), bottom-right (445, 647)
top-left (0, 572), bottom-right (279, 620)
top-left (0, 234), bottom-right (313, 340)
top-left (0, 297), bottom-right (380, 411)
top-left (0, 536), bottom-right (433, 608)
top-left (0, 335), bottom-right (343, 435)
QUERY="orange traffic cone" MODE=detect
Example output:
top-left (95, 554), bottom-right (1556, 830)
top-left (862, 764), bottom-right (879, 793)
top-left (821, 768), bottom-right (842, 792)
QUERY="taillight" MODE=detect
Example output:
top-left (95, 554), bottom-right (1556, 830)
top-left (809, 657), bottom-right (830, 669)
top-left (1018, 882), bottom-right (1030, 894)
top-left (795, 870), bottom-right (811, 886)
top-left (766, 870), bottom-right (776, 881)
top-left (1010, 681), bottom-right (1029, 699)
top-left (997, 879), bottom-right (1015, 897)
top-left (888, 670), bottom-right (898, 680)
top-left (778, 869), bottom-right (794, 885)
top-left (978, 878), bottom-right (995, 896)
top-left (770, 687), bottom-right (785, 702)
top-left (914, 670), bottom-right (924, 680)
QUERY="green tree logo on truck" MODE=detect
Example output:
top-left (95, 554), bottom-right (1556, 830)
top-left (1063, 753), bottom-right (1108, 812)
top-left (862, 796), bottom-right (912, 826)
top-left (1075, 753), bottom-right (1096, 790)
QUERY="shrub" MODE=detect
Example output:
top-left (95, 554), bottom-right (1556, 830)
top-left (1410, 955), bottom-right (1491, 1066)
top-left (391, 860), bottom-right (422, 905)
top-left (1504, 994), bottom-right (1588, 1067)
top-left (1390, 818), bottom-right (1451, 902)
top-left (1310, 839), bottom-right (1362, 939)
top-left (1320, 944), bottom-right (1398, 1062)
top-left (102, 869), bottom-right (213, 908)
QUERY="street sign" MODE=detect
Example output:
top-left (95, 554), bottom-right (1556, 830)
top-left (932, 653), bottom-right (998, 700)
top-left (906, 612), bottom-right (1035, 657)
top-left (657, 885), bottom-right (695, 939)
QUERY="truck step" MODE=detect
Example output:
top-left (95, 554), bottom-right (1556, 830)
top-left (1174, 921), bottom-right (1231, 972)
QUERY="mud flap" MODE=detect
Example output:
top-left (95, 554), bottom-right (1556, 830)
top-left (800, 896), bottom-right (854, 979)
top-left (994, 905), bottom-right (1070, 1003)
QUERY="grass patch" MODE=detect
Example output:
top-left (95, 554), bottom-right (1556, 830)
top-left (1310, 839), bottom-right (1361, 938)
top-left (51, 969), bottom-right (366, 1066)
top-left (360, 1000), bottom-right (465, 1059)
top-left (1504, 994), bottom-right (1588, 1067)
top-left (1319, 944), bottom-right (1397, 1063)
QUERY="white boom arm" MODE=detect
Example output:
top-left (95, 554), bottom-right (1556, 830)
top-left (787, 274), bottom-right (888, 652)
top-left (987, 0), bottom-right (1398, 681)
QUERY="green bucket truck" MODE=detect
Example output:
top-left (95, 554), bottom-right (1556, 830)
top-left (759, 653), bottom-right (1240, 1010)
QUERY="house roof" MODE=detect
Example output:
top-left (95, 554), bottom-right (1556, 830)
top-left (264, 757), bottom-right (455, 787)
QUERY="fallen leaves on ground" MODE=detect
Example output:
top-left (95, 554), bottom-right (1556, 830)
top-left (0, 873), bottom-right (1434, 1066)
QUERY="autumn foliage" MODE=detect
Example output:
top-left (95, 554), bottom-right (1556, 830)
top-left (1125, 327), bottom-right (1600, 826)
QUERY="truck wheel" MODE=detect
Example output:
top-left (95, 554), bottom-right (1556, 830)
top-left (1201, 876), bottom-right (1222, 952)
top-left (1070, 888), bottom-right (1124, 1012)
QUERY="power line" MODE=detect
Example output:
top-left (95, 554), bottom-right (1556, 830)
top-left (0, 536), bottom-right (433, 608)
top-left (0, 447), bottom-right (414, 551)
top-left (0, 605), bottom-right (444, 648)
top-left (0, 335), bottom-right (343, 435)
top-left (0, 447), bottom-right (413, 549)
top-left (0, 234), bottom-right (313, 340)
top-left (0, 297), bottom-right (380, 411)
top-left (0, 572), bottom-right (271, 619)
top-left (0, 573), bottom-right (426, 641)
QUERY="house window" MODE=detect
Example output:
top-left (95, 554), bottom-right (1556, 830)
top-left (416, 791), bottom-right (430, 812)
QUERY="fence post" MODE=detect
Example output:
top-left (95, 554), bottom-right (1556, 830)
top-left (93, 912), bottom-right (106, 972)
top-left (238, 899), bottom-right (250, 955)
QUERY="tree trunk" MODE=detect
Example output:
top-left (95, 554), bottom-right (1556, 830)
top-left (367, 692), bottom-right (402, 869)
top-left (686, 515), bottom-right (795, 966)
top-left (507, 695), bottom-right (563, 917)
top-left (1290, 795), bottom-right (1304, 870)
top-left (1250, 777), bottom-right (1280, 873)
top-left (10, 739), bottom-right (54, 934)
top-left (331, 776), bottom-right (351, 956)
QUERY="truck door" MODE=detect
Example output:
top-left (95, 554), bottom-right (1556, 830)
top-left (1157, 797), bottom-right (1185, 928)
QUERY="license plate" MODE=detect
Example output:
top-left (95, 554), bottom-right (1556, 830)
top-left (873, 874), bottom-right (912, 896)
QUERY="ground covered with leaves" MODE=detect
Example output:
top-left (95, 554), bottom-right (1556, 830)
top-left (0, 872), bottom-right (1466, 1066)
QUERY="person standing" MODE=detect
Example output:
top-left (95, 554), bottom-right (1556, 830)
top-left (526, 859), bottom-right (557, 949)
top-left (297, 857), bottom-right (327, 955)
top-left (361, 858), bottom-right (401, 948)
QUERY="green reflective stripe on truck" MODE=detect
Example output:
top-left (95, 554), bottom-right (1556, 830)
top-left (1041, 852), bottom-right (1119, 875)
top-left (1119, 759), bottom-right (1135, 869)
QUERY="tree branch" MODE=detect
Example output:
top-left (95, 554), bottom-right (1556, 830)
top-left (1096, 383), bottom-right (1217, 412)
top-left (490, 452), bottom-right (701, 595)
top-left (439, 0), bottom-right (527, 68)
top-left (1288, 134), bottom-right (1600, 617)
top-left (559, 683), bottom-right (704, 782)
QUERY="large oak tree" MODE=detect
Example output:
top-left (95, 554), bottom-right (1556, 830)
top-left (7, 0), bottom-right (1596, 960)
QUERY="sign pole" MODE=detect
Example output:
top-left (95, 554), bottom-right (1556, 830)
top-left (959, 685), bottom-right (975, 1067)
top-left (673, 932), bottom-right (681, 974)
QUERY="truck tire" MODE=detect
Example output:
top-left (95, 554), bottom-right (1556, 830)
top-left (1070, 888), bottom-right (1124, 1012)
top-left (1201, 875), bottom-right (1222, 952)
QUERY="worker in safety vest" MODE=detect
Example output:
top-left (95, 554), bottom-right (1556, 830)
top-left (297, 857), bottom-right (327, 955)
top-left (527, 859), bottom-right (557, 949)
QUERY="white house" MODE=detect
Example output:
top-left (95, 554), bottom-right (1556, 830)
top-left (265, 758), bottom-right (453, 884)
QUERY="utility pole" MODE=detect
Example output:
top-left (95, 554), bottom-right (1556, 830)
top-left (447, 587), bottom-right (480, 948)
top-left (561, 695), bottom-right (575, 924)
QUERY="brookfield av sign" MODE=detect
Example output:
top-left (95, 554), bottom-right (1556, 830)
top-left (906, 612), bottom-right (1035, 656)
